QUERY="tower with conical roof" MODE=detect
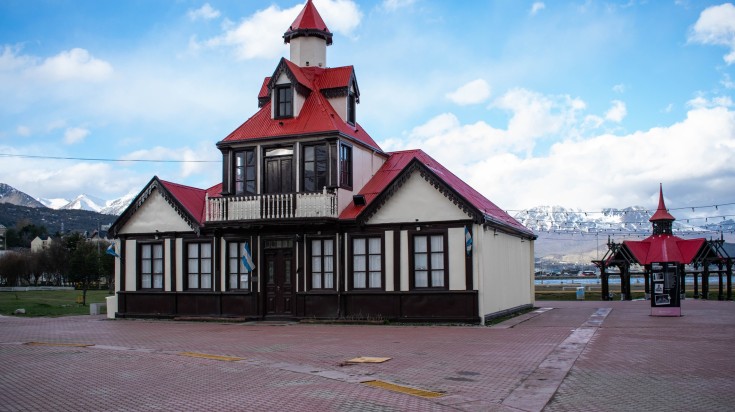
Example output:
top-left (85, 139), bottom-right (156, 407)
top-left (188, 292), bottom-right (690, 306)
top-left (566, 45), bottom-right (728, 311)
top-left (650, 184), bottom-right (675, 235)
top-left (283, 0), bottom-right (332, 68)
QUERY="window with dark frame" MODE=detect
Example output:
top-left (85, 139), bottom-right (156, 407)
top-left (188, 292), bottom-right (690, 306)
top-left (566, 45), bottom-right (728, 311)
top-left (234, 150), bottom-right (256, 195)
top-left (303, 144), bottom-right (328, 192)
top-left (275, 85), bottom-right (293, 118)
top-left (310, 238), bottom-right (334, 289)
top-left (140, 243), bottom-right (163, 289)
top-left (186, 242), bottom-right (212, 290)
top-left (339, 143), bottom-right (352, 189)
top-left (227, 241), bottom-right (251, 290)
top-left (412, 234), bottom-right (446, 289)
top-left (347, 91), bottom-right (356, 125)
top-left (352, 236), bottom-right (382, 289)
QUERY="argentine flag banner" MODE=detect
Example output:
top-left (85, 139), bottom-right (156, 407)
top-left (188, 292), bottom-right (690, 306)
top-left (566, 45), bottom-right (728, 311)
top-left (241, 243), bottom-right (256, 272)
top-left (465, 226), bottom-right (473, 256)
top-left (106, 242), bottom-right (119, 258)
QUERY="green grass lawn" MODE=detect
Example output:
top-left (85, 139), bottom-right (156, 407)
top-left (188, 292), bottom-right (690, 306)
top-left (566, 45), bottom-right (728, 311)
top-left (0, 290), bottom-right (112, 317)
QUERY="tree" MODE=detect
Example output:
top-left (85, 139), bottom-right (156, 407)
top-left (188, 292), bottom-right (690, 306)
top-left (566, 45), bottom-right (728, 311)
top-left (0, 251), bottom-right (32, 286)
top-left (68, 235), bottom-right (99, 305)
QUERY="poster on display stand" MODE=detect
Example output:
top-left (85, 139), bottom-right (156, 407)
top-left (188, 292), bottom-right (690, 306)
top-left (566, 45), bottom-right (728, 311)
top-left (650, 262), bottom-right (681, 317)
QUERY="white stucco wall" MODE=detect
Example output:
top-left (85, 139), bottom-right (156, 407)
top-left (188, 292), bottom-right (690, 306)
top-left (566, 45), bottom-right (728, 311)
top-left (337, 146), bottom-right (386, 212)
top-left (124, 239), bottom-right (137, 291)
top-left (448, 227), bottom-right (466, 291)
top-left (118, 189), bottom-right (192, 234)
top-left (384, 230), bottom-right (394, 292)
top-left (367, 172), bottom-right (472, 224)
top-left (175, 238), bottom-right (183, 292)
top-left (477, 228), bottom-right (534, 316)
top-left (289, 37), bottom-right (327, 68)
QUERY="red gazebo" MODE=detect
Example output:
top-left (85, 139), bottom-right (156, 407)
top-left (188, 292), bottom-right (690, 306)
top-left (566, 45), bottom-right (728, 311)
top-left (594, 185), bottom-right (732, 301)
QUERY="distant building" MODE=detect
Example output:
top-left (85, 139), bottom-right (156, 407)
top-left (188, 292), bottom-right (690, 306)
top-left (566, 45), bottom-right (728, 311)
top-left (0, 224), bottom-right (6, 250)
top-left (30, 236), bottom-right (53, 253)
top-left (110, 0), bottom-right (536, 323)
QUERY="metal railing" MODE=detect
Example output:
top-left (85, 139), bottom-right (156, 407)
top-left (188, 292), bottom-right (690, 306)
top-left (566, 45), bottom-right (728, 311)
top-left (206, 188), bottom-right (338, 222)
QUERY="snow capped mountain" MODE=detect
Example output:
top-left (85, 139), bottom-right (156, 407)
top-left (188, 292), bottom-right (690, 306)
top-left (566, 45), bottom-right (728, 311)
top-left (0, 183), bottom-right (46, 208)
top-left (60, 194), bottom-right (105, 212)
top-left (515, 205), bottom-right (704, 235)
top-left (38, 197), bottom-right (71, 209)
top-left (100, 192), bottom-right (136, 216)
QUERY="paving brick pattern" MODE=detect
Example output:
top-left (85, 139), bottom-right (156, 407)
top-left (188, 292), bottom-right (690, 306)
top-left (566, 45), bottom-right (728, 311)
top-left (1, 299), bottom-right (733, 411)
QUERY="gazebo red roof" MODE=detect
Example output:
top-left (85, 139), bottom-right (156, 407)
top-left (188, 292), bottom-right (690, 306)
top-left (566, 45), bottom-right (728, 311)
top-left (650, 183), bottom-right (675, 222)
top-left (623, 235), bottom-right (705, 265)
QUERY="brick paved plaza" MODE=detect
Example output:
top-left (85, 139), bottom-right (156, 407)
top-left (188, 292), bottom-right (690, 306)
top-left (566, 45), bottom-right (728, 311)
top-left (1, 300), bottom-right (733, 411)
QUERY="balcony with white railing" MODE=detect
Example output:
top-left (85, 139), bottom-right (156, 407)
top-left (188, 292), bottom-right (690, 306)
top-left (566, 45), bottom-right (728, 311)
top-left (205, 188), bottom-right (338, 222)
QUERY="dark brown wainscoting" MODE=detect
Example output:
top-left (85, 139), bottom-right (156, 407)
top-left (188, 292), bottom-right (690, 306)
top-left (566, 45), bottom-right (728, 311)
top-left (117, 291), bottom-right (259, 319)
top-left (296, 290), bottom-right (479, 323)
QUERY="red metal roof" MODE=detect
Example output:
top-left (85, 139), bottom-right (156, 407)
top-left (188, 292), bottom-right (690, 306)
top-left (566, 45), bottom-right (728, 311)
top-left (650, 184), bottom-right (675, 222)
top-left (286, 0), bottom-right (331, 34)
top-left (160, 179), bottom-right (207, 225)
top-left (623, 235), bottom-right (705, 265)
top-left (339, 149), bottom-right (534, 236)
top-left (258, 77), bottom-right (271, 101)
top-left (221, 71), bottom-right (380, 151)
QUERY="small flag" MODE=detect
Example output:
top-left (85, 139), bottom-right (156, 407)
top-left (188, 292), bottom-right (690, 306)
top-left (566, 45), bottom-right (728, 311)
top-left (241, 243), bottom-right (256, 272)
top-left (106, 243), bottom-right (119, 258)
top-left (465, 226), bottom-right (473, 256)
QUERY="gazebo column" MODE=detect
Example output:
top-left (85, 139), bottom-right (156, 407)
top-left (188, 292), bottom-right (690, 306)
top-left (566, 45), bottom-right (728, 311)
top-left (679, 264), bottom-right (686, 299)
top-left (702, 264), bottom-right (710, 300)
top-left (693, 268), bottom-right (699, 299)
top-left (601, 266), bottom-right (609, 301)
top-left (623, 264), bottom-right (632, 301)
top-left (644, 264), bottom-right (650, 299)
top-left (727, 259), bottom-right (733, 301)
top-left (718, 262), bottom-right (724, 301)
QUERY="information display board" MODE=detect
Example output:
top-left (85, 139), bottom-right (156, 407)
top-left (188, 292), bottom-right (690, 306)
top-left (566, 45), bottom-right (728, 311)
top-left (650, 262), bottom-right (681, 317)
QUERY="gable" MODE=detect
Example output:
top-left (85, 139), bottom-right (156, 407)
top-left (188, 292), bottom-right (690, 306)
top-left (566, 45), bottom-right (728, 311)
top-left (118, 188), bottom-right (195, 235)
top-left (366, 171), bottom-right (471, 224)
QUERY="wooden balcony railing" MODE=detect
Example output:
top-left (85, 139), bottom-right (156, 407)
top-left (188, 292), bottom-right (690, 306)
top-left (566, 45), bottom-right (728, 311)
top-left (205, 188), bottom-right (338, 222)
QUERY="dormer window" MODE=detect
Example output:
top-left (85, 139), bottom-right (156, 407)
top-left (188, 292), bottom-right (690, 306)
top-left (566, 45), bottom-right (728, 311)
top-left (346, 91), bottom-right (356, 125)
top-left (275, 85), bottom-right (293, 118)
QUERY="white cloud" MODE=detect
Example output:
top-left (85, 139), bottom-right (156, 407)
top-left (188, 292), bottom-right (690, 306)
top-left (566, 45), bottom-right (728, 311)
top-left (16, 125), bottom-right (31, 137)
top-left (380, 90), bottom-right (735, 211)
top-left (722, 73), bottom-right (735, 89)
top-left (32, 48), bottom-right (113, 82)
top-left (605, 100), bottom-right (627, 122)
top-left (530, 2), bottom-right (546, 16)
top-left (63, 127), bottom-right (90, 144)
top-left (687, 94), bottom-right (734, 109)
top-left (382, 0), bottom-right (416, 11)
top-left (689, 3), bottom-right (735, 64)
top-left (446, 79), bottom-right (491, 105)
top-left (188, 3), bottom-right (220, 21)
top-left (612, 83), bottom-right (626, 93)
top-left (196, 0), bottom-right (362, 60)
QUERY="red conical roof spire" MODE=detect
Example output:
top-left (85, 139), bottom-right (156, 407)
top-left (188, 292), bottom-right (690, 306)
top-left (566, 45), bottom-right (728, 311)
top-left (649, 183), bottom-right (676, 222)
top-left (284, 0), bottom-right (333, 45)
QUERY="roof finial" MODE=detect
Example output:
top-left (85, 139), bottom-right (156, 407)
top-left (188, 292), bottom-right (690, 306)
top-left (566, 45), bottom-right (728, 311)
top-left (649, 183), bottom-right (675, 223)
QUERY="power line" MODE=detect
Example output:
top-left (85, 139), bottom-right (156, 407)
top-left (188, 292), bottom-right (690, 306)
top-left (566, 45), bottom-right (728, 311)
top-left (0, 153), bottom-right (219, 163)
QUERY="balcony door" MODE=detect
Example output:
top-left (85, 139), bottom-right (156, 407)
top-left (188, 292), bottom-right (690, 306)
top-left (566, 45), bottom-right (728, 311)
top-left (264, 148), bottom-right (293, 194)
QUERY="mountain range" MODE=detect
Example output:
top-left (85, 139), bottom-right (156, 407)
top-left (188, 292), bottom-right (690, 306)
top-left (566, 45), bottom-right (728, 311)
top-left (0, 184), bottom-right (136, 216)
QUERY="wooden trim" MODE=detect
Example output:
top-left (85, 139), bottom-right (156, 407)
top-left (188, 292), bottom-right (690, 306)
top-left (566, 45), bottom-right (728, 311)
top-left (120, 237), bottom-right (127, 291)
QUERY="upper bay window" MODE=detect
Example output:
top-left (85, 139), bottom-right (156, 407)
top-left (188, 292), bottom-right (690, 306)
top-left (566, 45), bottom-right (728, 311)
top-left (234, 149), bottom-right (256, 195)
top-left (303, 144), bottom-right (329, 192)
top-left (347, 91), bottom-right (356, 125)
top-left (339, 143), bottom-right (352, 189)
top-left (139, 243), bottom-right (163, 289)
top-left (275, 85), bottom-right (293, 118)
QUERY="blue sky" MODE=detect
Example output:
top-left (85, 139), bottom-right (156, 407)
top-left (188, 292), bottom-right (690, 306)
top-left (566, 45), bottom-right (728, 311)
top-left (1, 0), bottom-right (734, 222)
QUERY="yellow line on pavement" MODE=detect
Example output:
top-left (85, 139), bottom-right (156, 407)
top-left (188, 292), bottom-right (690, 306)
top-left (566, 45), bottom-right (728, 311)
top-left (363, 380), bottom-right (444, 398)
top-left (179, 351), bottom-right (245, 362)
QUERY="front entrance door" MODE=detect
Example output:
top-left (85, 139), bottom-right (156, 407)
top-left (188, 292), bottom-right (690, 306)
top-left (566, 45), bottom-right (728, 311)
top-left (264, 156), bottom-right (293, 194)
top-left (264, 247), bottom-right (294, 316)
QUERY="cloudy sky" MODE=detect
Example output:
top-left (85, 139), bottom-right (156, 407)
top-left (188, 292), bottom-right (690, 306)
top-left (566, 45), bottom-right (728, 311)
top-left (1, 0), bottom-right (734, 222)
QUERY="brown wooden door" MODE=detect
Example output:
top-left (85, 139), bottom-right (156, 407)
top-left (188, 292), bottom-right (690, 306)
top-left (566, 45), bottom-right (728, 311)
top-left (264, 248), bottom-right (294, 316)
top-left (265, 157), bottom-right (293, 194)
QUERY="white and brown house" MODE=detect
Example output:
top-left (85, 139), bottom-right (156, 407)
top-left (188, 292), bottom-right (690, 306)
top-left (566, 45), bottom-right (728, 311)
top-left (110, 0), bottom-right (536, 323)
